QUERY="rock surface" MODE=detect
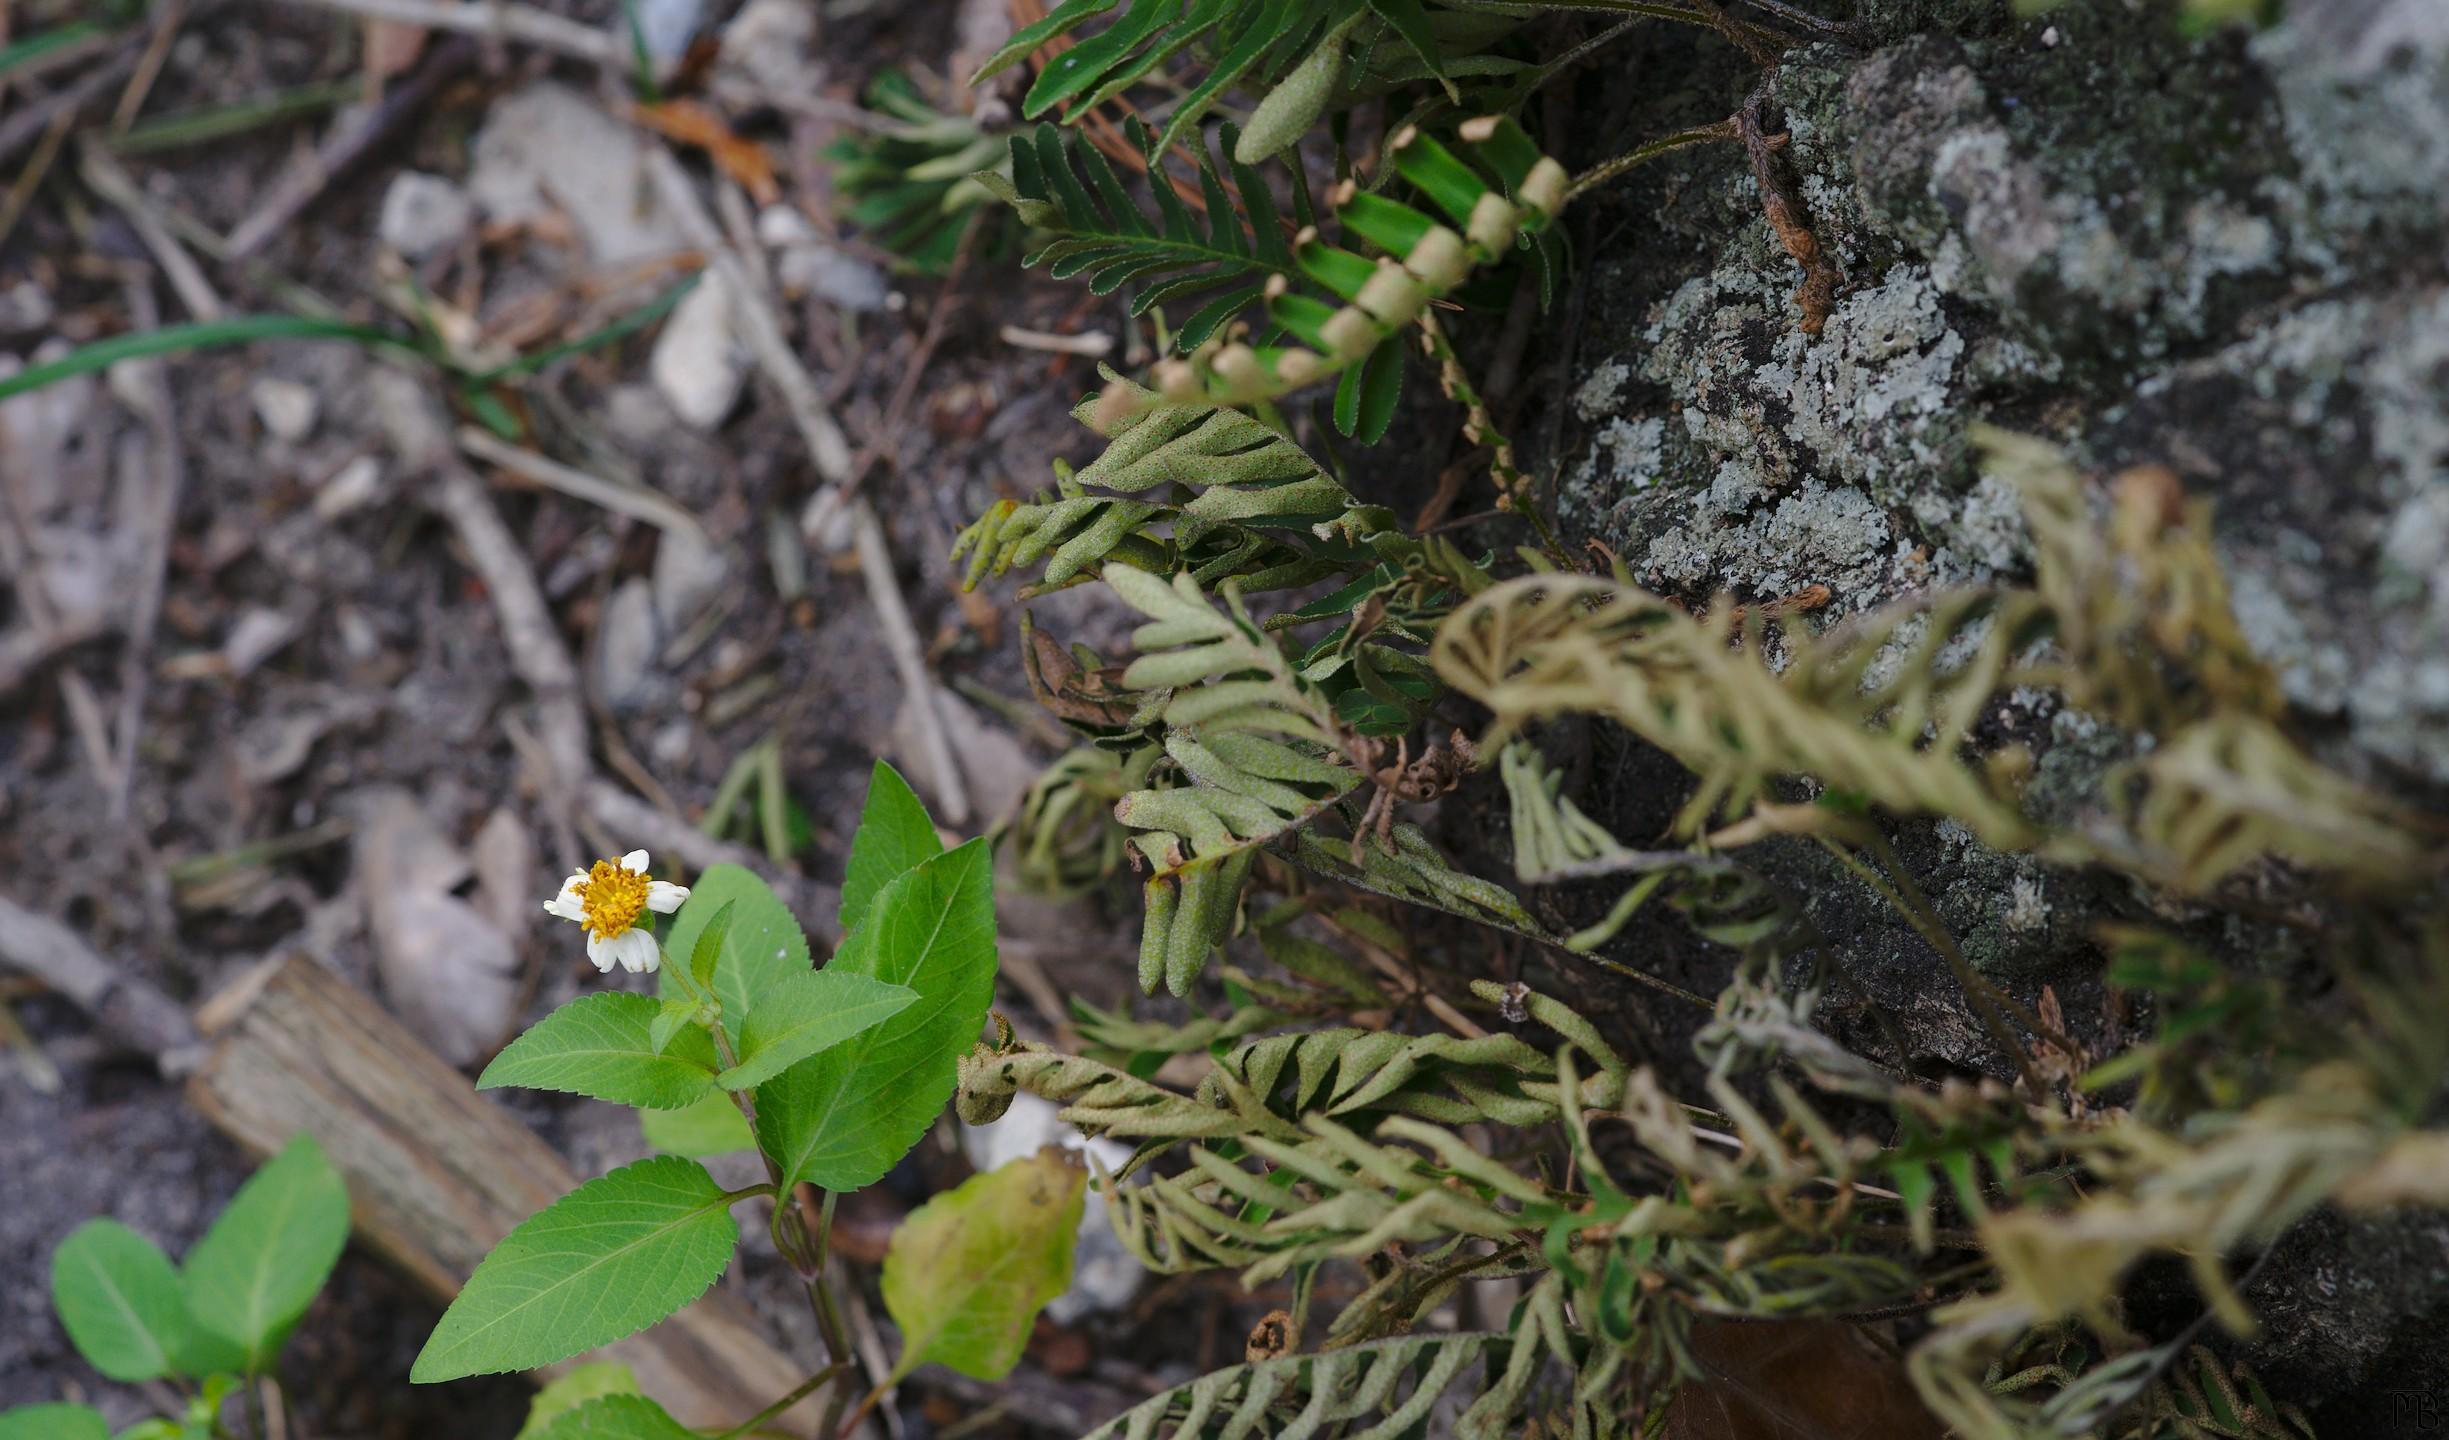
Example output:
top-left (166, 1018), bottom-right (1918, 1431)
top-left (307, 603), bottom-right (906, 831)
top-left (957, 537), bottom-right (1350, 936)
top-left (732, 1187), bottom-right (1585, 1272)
top-left (1538, 0), bottom-right (2449, 1423)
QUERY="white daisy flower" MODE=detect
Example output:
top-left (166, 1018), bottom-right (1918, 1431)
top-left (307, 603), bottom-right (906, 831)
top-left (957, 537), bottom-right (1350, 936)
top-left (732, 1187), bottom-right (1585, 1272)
top-left (542, 849), bottom-right (690, 974)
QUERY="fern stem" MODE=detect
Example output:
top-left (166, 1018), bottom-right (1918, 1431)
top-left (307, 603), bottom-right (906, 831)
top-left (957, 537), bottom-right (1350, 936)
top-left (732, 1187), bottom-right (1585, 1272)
top-left (1812, 834), bottom-right (2049, 1093)
top-left (1566, 120), bottom-right (1737, 203)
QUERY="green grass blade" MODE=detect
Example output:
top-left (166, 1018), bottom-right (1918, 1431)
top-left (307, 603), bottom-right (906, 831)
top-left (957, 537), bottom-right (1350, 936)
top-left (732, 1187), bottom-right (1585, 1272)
top-left (0, 316), bottom-right (419, 403)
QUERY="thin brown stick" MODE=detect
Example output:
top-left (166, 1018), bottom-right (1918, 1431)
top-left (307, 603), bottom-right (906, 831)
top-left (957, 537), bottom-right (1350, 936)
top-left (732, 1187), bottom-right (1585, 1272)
top-left (103, 282), bottom-right (185, 825)
top-left (78, 140), bottom-right (226, 320)
top-left (110, 0), bottom-right (187, 134)
top-left (0, 100), bottom-right (75, 253)
top-left (799, 207), bottom-right (986, 538)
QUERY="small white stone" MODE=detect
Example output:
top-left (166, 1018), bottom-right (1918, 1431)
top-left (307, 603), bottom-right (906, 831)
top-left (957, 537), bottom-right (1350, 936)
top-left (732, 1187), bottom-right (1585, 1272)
top-left (757, 203), bottom-right (818, 248)
top-left (252, 378), bottom-right (320, 442)
top-left (651, 525), bottom-right (730, 631)
top-left (315, 455), bottom-right (386, 518)
top-left (0, 278), bottom-right (53, 334)
top-left (775, 244), bottom-right (892, 314)
top-left (2040, 25), bottom-right (2061, 48)
top-left (649, 267), bottom-right (747, 430)
top-left (594, 578), bottom-right (661, 709)
top-left (378, 171), bottom-right (475, 259)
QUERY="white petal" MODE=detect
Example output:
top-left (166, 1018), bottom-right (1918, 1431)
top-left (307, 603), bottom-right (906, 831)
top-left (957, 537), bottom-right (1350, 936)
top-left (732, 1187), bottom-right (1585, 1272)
top-left (646, 881), bottom-right (691, 913)
top-left (543, 875), bottom-right (588, 921)
top-left (610, 929), bottom-right (661, 974)
top-left (585, 933), bottom-right (617, 972)
top-left (620, 849), bottom-right (650, 873)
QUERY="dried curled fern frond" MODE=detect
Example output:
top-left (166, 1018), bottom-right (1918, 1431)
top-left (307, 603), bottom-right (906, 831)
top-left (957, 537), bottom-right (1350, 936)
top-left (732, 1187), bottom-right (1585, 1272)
top-left (1080, 1305), bottom-right (1624, 1440)
top-left (1437, 447), bottom-right (2438, 896)
top-left (1435, 574), bottom-right (2048, 851)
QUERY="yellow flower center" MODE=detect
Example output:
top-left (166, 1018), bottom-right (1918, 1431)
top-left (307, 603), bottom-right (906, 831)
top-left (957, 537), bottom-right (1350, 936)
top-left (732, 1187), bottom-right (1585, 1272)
top-left (577, 859), bottom-right (651, 940)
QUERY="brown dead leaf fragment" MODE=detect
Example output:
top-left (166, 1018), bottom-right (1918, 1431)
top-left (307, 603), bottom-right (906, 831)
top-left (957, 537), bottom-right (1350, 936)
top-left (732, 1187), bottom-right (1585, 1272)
top-left (1245, 1309), bottom-right (1293, 1363)
top-left (1664, 1320), bottom-right (1947, 1440)
top-left (632, 99), bottom-right (778, 204)
top-left (1021, 614), bottom-right (1137, 728)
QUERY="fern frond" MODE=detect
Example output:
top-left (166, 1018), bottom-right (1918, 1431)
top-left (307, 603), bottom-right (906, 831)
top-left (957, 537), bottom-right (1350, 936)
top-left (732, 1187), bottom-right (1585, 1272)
top-left (979, 117), bottom-right (1299, 352)
top-left (1010, 740), bottom-right (1158, 896)
top-left (2111, 713), bottom-right (2431, 892)
top-left (951, 380), bottom-right (1418, 599)
top-left (1436, 573), bottom-right (2049, 849)
top-left (1077, 1325), bottom-right (1607, 1440)
top-left (1096, 116), bottom-right (1571, 426)
top-left (1096, 564), bottom-right (1365, 992)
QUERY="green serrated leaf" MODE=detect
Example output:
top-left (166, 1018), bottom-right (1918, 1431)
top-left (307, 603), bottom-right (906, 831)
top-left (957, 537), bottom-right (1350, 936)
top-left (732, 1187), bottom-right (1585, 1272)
top-left (50, 1220), bottom-right (196, 1382)
top-left (659, 865), bottom-right (809, 1047)
top-left (883, 1149), bottom-right (1086, 1383)
top-left (639, 1091), bottom-right (757, 1158)
top-left (840, 760), bottom-right (945, 936)
top-left (688, 900), bottom-right (735, 991)
top-left (647, 995), bottom-right (699, 1057)
top-left (411, 1156), bottom-right (740, 1382)
top-left (0, 1404), bottom-right (107, 1440)
top-left (180, 1135), bottom-right (350, 1375)
top-left (524, 1395), bottom-right (699, 1440)
top-left (717, 968), bottom-right (919, 1092)
top-left (479, 993), bottom-right (721, 1110)
top-left (756, 840), bottom-right (999, 1193)
top-left (515, 1363), bottom-right (641, 1440)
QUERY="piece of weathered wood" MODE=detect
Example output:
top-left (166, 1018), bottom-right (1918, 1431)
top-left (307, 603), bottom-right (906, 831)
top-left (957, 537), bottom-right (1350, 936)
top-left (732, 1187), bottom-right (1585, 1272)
top-left (186, 953), bottom-right (815, 1432)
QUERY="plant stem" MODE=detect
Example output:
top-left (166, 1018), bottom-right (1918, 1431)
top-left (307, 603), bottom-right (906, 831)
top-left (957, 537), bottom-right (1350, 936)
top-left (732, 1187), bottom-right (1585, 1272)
top-left (835, 1382), bottom-right (890, 1440)
top-left (701, 997), bottom-right (866, 1432)
top-left (714, 1362), bottom-right (849, 1440)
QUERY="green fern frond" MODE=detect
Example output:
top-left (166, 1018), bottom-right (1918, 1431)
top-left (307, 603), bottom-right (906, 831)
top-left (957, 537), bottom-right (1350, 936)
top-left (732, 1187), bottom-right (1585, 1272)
top-left (1095, 116), bottom-right (1571, 426)
top-left (973, 0), bottom-right (1457, 156)
top-left (827, 71), bottom-right (1006, 272)
top-left (979, 117), bottom-right (1301, 353)
top-left (950, 380), bottom-right (1415, 599)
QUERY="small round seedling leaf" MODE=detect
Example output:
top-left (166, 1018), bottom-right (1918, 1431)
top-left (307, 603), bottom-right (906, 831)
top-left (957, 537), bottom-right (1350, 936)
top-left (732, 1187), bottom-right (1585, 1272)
top-left (180, 1134), bottom-right (350, 1374)
top-left (0, 1404), bottom-right (107, 1440)
top-left (514, 1362), bottom-right (641, 1440)
top-left (524, 1395), bottom-right (700, 1440)
top-left (50, 1220), bottom-right (196, 1382)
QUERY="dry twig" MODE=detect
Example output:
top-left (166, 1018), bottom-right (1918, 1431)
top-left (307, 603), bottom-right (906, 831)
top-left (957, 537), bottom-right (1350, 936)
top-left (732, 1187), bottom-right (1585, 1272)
top-left (456, 426), bottom-right (707, 541)
top-left (267, 0), bottom-right (616, 65)
top-left (0, 896), bottom-right (202, 1069)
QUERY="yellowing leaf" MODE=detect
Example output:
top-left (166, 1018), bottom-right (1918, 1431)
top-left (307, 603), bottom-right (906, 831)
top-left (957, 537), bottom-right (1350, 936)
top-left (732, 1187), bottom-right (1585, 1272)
top-left (881, 1148), bottom-right (1085, 1383)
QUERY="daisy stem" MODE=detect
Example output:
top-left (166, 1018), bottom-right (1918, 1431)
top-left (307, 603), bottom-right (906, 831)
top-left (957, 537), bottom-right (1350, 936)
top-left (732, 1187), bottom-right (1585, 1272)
top-left (699, 1008), bottom-right (867, 1427)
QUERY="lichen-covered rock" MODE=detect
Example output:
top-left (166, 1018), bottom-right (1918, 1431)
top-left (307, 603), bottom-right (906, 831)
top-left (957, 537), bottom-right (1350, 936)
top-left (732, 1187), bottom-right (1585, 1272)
top-left (1560, 0), bottom-right (2449, 783)
top-left (1541, 0), bottom-right (2449, 1418)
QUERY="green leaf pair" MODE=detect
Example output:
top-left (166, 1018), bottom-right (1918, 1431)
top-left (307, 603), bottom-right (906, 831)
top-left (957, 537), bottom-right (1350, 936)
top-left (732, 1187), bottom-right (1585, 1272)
top-left (11, 1135), bottom-right (349, 1438)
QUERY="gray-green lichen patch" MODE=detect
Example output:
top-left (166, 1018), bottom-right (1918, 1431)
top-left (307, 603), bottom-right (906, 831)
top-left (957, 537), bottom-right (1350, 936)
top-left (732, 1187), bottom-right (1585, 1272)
top-left (1559, 0), bottom-right (2449, 783)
